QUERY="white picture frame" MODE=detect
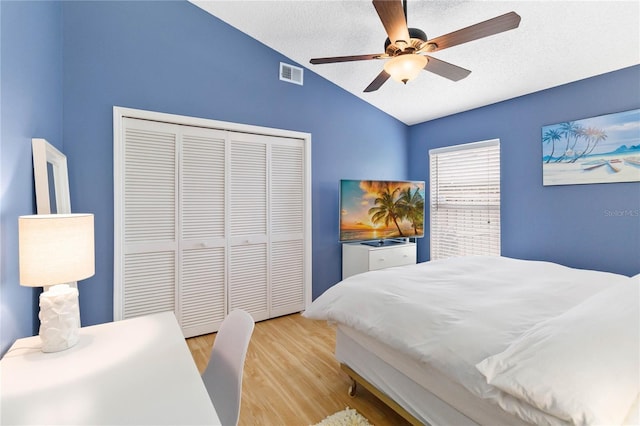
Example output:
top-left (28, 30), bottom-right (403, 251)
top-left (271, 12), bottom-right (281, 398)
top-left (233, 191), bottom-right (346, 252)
top-left (32, 138), bottom-right (71, 214)
top-left (32, 138), bottom-right (76, 289)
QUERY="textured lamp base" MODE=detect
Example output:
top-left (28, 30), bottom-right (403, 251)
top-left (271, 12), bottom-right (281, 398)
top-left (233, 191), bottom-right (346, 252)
top-left (38, 284), bottom-right (80, 353)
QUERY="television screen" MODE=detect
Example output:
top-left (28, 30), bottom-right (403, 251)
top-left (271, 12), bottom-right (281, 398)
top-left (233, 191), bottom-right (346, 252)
top-left (340, 179), bottom-right (425, 243)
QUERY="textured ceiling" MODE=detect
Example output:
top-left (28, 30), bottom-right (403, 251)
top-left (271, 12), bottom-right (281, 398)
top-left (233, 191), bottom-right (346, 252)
top-left (191, 1), bottom-right (640, 125)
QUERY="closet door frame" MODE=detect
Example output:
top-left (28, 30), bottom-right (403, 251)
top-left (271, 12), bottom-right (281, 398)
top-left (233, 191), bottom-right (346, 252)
top-left (113, 106), bottom-right (312, 323)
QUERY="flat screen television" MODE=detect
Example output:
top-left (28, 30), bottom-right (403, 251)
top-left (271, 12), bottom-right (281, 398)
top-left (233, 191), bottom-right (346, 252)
top-left (339, 179), bottom-right (425, 245)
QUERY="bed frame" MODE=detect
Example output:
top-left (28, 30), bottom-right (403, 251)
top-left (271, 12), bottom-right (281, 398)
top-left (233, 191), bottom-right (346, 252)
top-left (335, 325), bottom-right (531, 426)
top-left (341, 363), bottom-right (423, 425)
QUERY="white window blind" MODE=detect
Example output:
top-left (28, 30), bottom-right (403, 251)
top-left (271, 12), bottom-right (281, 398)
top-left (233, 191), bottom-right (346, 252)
top-left (429, 139), bottom-right (500, 260)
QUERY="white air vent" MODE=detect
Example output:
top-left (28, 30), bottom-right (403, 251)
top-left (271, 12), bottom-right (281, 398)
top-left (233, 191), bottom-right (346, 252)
top-left (279, 62), bottom-right (303, 86)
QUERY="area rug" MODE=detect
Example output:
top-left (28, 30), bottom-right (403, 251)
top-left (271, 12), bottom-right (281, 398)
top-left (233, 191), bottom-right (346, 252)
top-left (312, 407), bottom-right (372, 426)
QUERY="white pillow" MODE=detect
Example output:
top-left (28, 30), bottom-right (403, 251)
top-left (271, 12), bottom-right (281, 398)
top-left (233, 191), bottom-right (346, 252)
top-left (476, 281), bottom-right (639, 426)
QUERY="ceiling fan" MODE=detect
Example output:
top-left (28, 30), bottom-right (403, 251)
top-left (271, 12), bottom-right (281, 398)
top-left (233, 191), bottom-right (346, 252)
top-left (309, 0), bottom-right (521, 92)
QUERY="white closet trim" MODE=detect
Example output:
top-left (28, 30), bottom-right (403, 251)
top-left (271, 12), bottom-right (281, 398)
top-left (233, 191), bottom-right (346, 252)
top-left (114, 106), bottom-right (311, 140)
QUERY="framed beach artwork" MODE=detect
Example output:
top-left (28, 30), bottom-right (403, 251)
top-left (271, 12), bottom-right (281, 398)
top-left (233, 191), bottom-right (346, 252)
top-left (542, 108), bottom-right (640, 186)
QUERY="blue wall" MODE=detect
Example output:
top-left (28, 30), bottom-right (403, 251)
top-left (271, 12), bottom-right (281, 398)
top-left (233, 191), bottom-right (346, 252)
top-left (61, 1), bottom-right (407, 328)
top-left (1, 0), bottom-right (637, 355)
top-left (0, 0), bottom-right (64, 354)
top-left (408, 65), bottom-right (640, 276)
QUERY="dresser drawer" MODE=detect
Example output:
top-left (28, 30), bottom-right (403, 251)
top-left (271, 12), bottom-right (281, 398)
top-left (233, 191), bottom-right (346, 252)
top-left (368, 245), bottom-right (417, 271)
top-left (342, 242), bottom-right (417, 279)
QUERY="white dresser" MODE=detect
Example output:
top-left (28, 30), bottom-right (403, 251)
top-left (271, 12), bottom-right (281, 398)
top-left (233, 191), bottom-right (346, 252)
top-left (342, 242), bottom-right (417, 279)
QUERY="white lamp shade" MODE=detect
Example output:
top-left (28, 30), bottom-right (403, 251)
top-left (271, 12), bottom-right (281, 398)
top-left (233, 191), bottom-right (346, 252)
top-left (19, 214), bottom-right (95, 287)
top-left (383, 54), bottom-right (428, 84)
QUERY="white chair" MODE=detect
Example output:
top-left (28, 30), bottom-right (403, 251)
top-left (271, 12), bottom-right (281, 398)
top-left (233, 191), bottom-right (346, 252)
top-left (201, 309), bottom-right (255, 426)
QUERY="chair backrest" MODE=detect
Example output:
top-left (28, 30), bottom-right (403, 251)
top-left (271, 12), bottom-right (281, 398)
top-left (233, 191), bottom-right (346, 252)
top-left (201, 309), bottom-right (255, 426)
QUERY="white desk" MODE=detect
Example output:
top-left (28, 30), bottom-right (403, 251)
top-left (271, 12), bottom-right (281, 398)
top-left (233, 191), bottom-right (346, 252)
top-left (1, 311), bottom-right (220, 425)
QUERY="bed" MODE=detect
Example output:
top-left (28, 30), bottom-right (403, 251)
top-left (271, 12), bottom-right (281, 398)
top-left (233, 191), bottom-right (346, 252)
top-left (303, 256), bottom-right (639, 426)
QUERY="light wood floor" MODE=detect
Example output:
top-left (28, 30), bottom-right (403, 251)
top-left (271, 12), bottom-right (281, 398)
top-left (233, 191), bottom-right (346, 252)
top-left (186, 313), bottom-right (411, 426)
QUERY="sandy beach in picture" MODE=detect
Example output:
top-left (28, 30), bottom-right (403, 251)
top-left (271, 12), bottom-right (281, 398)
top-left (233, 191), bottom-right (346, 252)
top-left (543, 152), bottom-right (640, 185)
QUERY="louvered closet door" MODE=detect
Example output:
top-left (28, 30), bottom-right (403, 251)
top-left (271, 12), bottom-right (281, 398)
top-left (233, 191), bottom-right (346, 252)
top-left (121, 118), bottom-right (178, 319)
top-left (228, 132), bottom-right (269, 321)
top-left (179, 127), bottom-right (227, 337)
top-left (116, 108), bottom-right (310, 332)
top-left (270, 138), bottom-right (306, 317)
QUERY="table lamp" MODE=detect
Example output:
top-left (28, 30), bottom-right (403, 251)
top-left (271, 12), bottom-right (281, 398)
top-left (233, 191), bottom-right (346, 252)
top-left (18, 213), bottom-right (95, 353)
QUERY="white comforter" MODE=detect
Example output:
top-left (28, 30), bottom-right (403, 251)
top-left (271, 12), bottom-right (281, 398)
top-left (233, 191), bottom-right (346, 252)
top-left (303, 256), bottom-right (638, 425)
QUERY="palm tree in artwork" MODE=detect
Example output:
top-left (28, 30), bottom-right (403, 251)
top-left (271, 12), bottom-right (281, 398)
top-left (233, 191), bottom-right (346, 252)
top-left (556, 121), bottom-right (581, 162)
top-left (542, 128), bottom-right (562, 163)
top-left (368, 185), bottom-right (405, 237)
top-left (583, 128), bottom-right (608, 157)
top-left (566, 127), bottom-right (607, 162)
top-left (397, 187), bottom-right (424, 235)
top-left (568, 125), bottom-right (587, 156)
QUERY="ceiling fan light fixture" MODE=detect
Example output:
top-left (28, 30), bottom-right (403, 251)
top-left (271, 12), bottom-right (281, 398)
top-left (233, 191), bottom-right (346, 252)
top-left (384, 54), bottom-right (428, 84)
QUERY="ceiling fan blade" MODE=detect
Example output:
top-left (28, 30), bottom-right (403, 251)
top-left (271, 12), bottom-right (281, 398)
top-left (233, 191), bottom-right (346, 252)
top-left (310, 53), bottom-right (384, 65)
top-left (423, 56), bottom-right (471, 81)
top-left (425, 11), bottom-right (521, 52)
top-left (373, 0), bottom-right (411, 46)
top-left (364, 70), bottom-right (390, 92)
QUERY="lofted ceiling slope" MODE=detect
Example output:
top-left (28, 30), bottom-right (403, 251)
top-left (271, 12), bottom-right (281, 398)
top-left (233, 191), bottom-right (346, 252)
top-left (191, 1), bottom-right (640, 125)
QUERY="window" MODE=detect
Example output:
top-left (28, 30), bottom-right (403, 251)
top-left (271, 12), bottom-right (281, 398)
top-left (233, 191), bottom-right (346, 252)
top-left (429, 139), bottom-right (500, 260)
